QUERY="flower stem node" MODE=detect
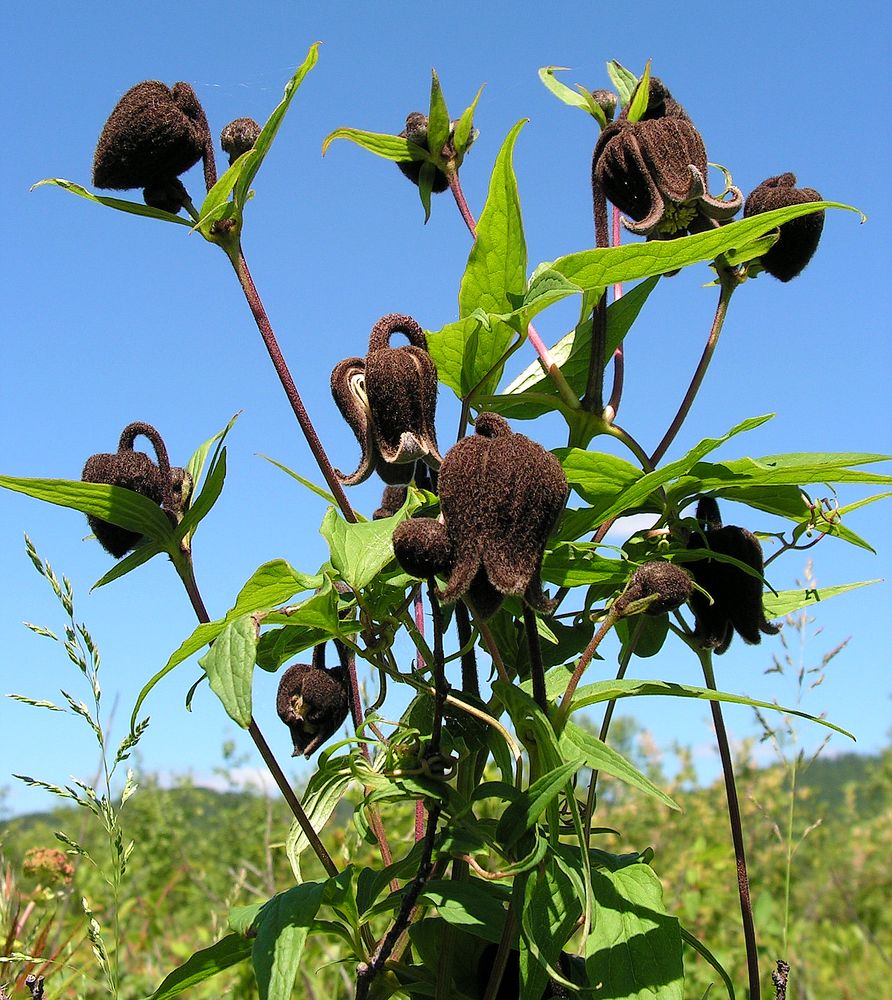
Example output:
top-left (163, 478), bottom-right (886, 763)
top-left (687, 498), bottom-right (780, 654)
top-left (93, 81), bottom-right (213, 194)
top-left (593, 78), bottom-right (742, 239)
top-left (743, 173), bottom-right (825, 281)
top-left (220, 117), bottom-right (261, 166)
top-left (331, 314), bottom-right (443, 486)
top-left (398, 112), bottom-right (451, 192)
top-left (614, 561), bottom-right (693, 618)
top-left (396, 413), bottom-right (568, 620)
top-left (276, 651), bottom-right (350, 758)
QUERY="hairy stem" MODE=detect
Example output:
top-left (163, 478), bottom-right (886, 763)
top-left (649, 267), bottom-right (738, 466)
top-left (699, 649), bottom-right (761, 1000)
top-left (174, 555), bottom-right (339, 879)
top-left (556, 606), bottom-right (622, 728)
top-left (583, 180), bottom-right (610, 413)
top-left (229, 248), bottom-right (356, 522)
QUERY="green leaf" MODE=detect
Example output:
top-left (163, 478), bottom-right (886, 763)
top-left (520, 861), bottom-right (582, 999)
top-left (177, 448), bottom-right (226, 540)
top-left (91, 539), bottom-right (165, 591)
top-left (233, 44), bottom-right (319, 211)
top-left (538, 67), bottom-right (606, 127)
top-left (0, 477), bottom-right (175, 544)
top-left (585, 858), bottom-right (685, 999)
top-left (322, 128), bottom-right (428, 163)
top-left (320, 499), bottom-right (420, 591)
top-left (31, 178), bottom-right (193, 227)
top-left (487, 277), bottom-right (659, 420)
top-left (418, 161), bottom-right (435, 223)
top-left (257, 454), bottom-right (346, 512)
top-left (144, 933), bottom-right (252, 1000)
top-left (195, 156), bottom-right (248, 237)
top-left (427, 315), bottom-right (519, 401)
top-left (541, 543), bottom-right (628, 588)
top-left (625, 60), bottom-right (652, 123)
top-left (539, 201), bottom-right (861, 291)
top-left (130, 560), bottom-right (321, 729)
top-left (762, 579), bottom-right (880, 618)
top-left (285, 752), bottom-right (354, 881)
top-left (459, 120), bottom-right (527, 319)
top-left (251, 881), bottom-right (326, 1000)
top-left (426, 69), bottom-right (451, 159)
top-left (185, 413), bottom-right (239, 492)
top-left (680, 927), bottom-right (736, 1000)
top-left (417, 879), bottom-right (509, 943)
top-left (495, 760), bottom-right (581, 851)
top-left (606, 60), bottom-right (639, 108)
top-left (454, 85), bottom-right (484, 153)
top-left (568, 678), bottom-right (854, 739)
top-left (198, 615), bottom-right (258, 729)
top-left (559, 720), bottom-right (679, 810)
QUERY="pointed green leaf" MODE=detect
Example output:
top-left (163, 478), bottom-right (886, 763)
top-left (625, 60), bottom-right (652, 123)
top-left (32, 178), bottom-right (193, 227)
top-left (559, 719), bottom-right (679, 810)
top-left (541, 543), bottom-right (628, 587)
top-left (459, 120), bottom-right (528, 319)
top-left (177, 448), bottom-right (226, 539)
top-left (145, 934), bottom-right (252, 999)
top-left (538, 67), bottom-right (606, 126)
top-left (568, 678), bottom-right (854, 739)
top-left (417, 879), bottom-right (510, 942)
top-left (496, 760), bottom-right (581, 850)
top-left (762, 579), bottom-right (880, 618)
top-left (322, 128), bottom-right (428, 163)
top-left (427, 69), bottom-right (451, 157)
top-left (585, 858), bottom-right (684, 999)
top-left (0, 477), bottom-right (175, 543)
top-left (91, 539), bottom-right (165, 590)
top-left (251, 882), bottom-right (326, 1000)
top-left (257, 454), bottom-right (345, 512)
top-left (285, 752), bottom-right (354, 881)
top-left (199, 615), bottom-right (258, 728)
top-left (520, 861), bottom-right (582, 998)
top-left (320, 497), bottom-right (420, 591)
top-left (418, 160), bottom-right (435, 222)
top-left (454, 85), bottom-right (484, 152)
top-left (185, 413), bottom-right (240, 492)
top-left (233, 44), bottom-right (319, 210)
top-left (606, 61), bottom-right (639, 108)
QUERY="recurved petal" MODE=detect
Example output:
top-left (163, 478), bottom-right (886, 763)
top-left (331, 357), bottom-right (376, 485)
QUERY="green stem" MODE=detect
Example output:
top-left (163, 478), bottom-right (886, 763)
top-left (699, 648), bottom-right (761, 1000)
top-left (228, 247), bottom-right (356, 522)
top-left (649, 267), bottom-right (738, 466)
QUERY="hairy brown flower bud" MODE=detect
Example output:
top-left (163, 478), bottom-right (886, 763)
top-left (397, 112), bottom-right (450, 192)
top-left (432, 413), bottom-right (568, 619)
top-left (614, 561), bottom-right (693, 617)
top-left (220, 117), bottom-right (261, 165)
top-left (591, 88), bottom-right (618, 122)
top-left (743, 173), bottom-right (824, 281)
top-left (593, 77), bottom-right (741, 239)
top-left (331, 314), bottom-right (443, 487)
top-left (392, 517), bottom-right (454, 579)
top-left (93, 81), bottom-right (211, 191)
top-left (687, 498), bottom-right (780, 654)
top-left (81, 422), bottom-right (186, 557)
top-left (276, 656), bottom-right (349, 758)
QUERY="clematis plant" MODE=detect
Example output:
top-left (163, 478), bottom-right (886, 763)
top-left (5, 50), bottom-right (886, 1000)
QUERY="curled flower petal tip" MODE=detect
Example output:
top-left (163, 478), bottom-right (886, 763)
top-left (331, 314), bottom-right (443, 487)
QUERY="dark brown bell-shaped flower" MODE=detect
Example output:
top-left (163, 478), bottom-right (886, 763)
top-left (93, 81), bottom-right (215, 199)
top-left (593, 78), bottom-right (742, 238)
top-left (220, 117), bottom-right (261, 166)
top-left (614, 561), bottom-right (693, 617)
top-left (686, 498), bottom-right (779, 654)
top-left (276, 644), bottom-right (350, 757)
top-left (398, 413), bottom-right (568, 619)
top-left (81, 422), bottom-right (190, 558)
top-left (743, 173), bottom-right (825, 281)
top-left (331, 314), bottom-right (443, 487)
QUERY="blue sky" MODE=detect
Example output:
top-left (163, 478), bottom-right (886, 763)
top-left (2, 2), bottom-right (890, 817)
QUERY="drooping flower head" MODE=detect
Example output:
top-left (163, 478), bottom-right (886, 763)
top-left (686, 497), bottom-right (779, 654)
top-left (93, 80), bottom-right (216, 206)
top-left (331, 314), bottom-right (443, 486)
top-left (614, 561), bottom-right (693, 618)
top-left (81, 422), bottom-right (191, 558)
top-left (743, 173), bottom-right (825, 281)
top-left (593, 78), bottom-right (742, 239)
top-left (393, 413), bottom-right (568, 619)
top-left (276, 643), bottom-right (350, 758)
